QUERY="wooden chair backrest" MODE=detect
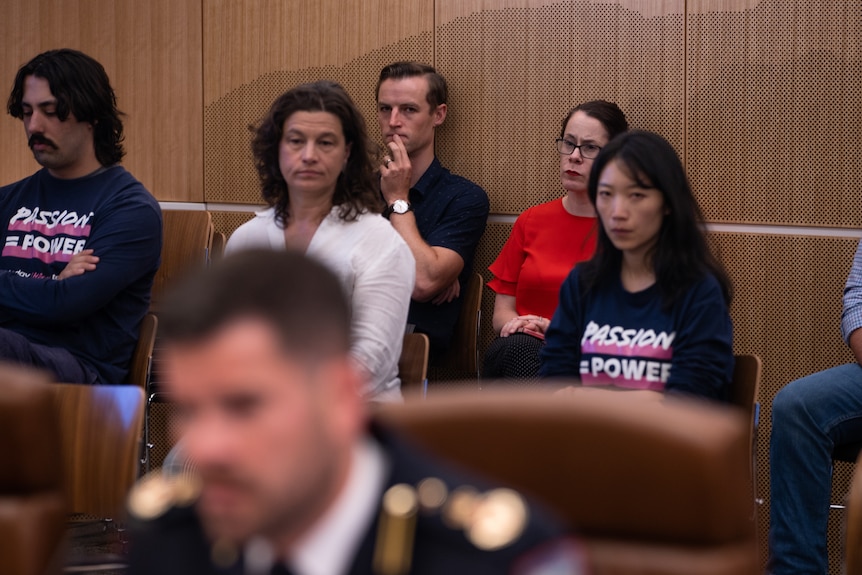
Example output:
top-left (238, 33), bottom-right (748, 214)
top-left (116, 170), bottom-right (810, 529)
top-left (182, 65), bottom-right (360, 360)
top-left (151, 210), bottom-right (213, 308)
top-left (376, 387), bottom-right (758, 574)
top-left (128, 313), bottom-right (158, 389)
top-left (729, 354), bottom-right (762, 420)
top-left (729, 354), bottom-right (762, 488)
top-left (51, 384), bottom-right (145, 518)
top-left (0, 366), bottom-right (66, 575)
top-left (399, 333), bottom-right (430, 399)
top-left (434, 271), bottom-right (483, 379)
top-left (209, 231), bottom-right (226, 263)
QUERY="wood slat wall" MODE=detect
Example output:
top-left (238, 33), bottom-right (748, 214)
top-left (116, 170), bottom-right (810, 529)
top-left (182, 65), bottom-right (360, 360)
top-left (0, 0), bottom-right (203, 202)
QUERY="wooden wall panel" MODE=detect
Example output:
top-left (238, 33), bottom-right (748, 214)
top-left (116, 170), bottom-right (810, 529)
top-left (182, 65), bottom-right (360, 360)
top-left (203, 0), bottom-right (434, 106)
top-left (435, 0), bottom-right (686, 215)
top-left (0, 4), bottom-right (42, 184)
top-left (203, 0), bottom-right (434, 205)
top-left (197, 0), bottom-right (862, 226)
top-left (0, 0), bottom-right (203, 202)
top-left (687, 0), bottom-right (862, 226)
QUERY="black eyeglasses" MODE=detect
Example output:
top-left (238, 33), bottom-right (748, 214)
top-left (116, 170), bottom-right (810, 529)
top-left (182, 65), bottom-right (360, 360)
top-left (555, 138), bottom-right (602, 159)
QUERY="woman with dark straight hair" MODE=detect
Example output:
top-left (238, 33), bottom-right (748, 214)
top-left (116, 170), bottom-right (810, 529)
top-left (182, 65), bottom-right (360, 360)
top-left (540, 130), bottom-right (733, 401)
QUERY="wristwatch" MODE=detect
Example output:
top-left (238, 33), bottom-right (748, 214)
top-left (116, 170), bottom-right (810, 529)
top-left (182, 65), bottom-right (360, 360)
top-left (386, 199), bottom-right (413, 216)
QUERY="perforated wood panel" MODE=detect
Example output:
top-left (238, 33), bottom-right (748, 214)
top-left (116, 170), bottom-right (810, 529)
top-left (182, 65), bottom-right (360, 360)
top-left (202, 0), bottom-right (862, 224)
top-left (202, 0), bottom-right (433, 203)
top-left (210, 211), bottom-right (257, 241)
top-left (435, 0), bottom-right (685, 214)
top-left (476, 225), bottom-right (860, 571)
top-left (146, 400), bottom-right (177, 471)
top-left (204, 9), bottom-right (433, 204)
top-left (204, 34), bottom-right (433, 204)
top-left (203, 0), bottom-right (434, 105)
top-left (687, 0), bottom-right (862, 226)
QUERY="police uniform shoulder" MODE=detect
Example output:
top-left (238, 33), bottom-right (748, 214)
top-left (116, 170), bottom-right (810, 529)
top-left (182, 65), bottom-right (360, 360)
top-left (127, 470), bottom-right (202, 524)
top-left (372, 477), bottom-right (534, 574)
top-left (126, 471), bottom-right (238, 575)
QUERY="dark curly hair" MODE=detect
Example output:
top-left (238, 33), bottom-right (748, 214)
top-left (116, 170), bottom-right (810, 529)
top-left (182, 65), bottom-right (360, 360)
top-left (7, 48), bottom-right (125, 166)
top-left (581, 130), bottom-right (732, 309)
top-left (251, 81), bottom-right (382, 226)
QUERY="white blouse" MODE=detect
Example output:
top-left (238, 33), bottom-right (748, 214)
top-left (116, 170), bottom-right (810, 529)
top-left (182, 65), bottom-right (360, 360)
top-left (226, 206), bottom-right (415, 401)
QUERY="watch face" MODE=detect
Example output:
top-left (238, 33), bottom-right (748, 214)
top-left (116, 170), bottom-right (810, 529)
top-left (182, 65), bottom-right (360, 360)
top-left (391, 200), bottom-right (410, 214)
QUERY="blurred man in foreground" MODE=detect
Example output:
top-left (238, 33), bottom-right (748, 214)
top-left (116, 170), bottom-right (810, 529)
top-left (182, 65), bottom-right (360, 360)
top-left (128, 249), bottom-right (582, 575)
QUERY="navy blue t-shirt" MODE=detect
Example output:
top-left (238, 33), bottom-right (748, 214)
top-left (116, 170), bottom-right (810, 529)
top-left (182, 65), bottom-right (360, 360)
top-left (407, 158), bottom-right (489, 356)
top-left (540, 267), bottom-right (733, 402)
top-left (0, 166), bottom-right (162, 384)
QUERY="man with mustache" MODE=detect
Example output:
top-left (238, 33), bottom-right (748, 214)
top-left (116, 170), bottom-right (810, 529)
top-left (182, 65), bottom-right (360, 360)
top-left (0, 49), bottom-right (161, 384)
top-left (127, 249), bottom-right (583, 575)
top-left (376, 62), bottom-right (489, 360)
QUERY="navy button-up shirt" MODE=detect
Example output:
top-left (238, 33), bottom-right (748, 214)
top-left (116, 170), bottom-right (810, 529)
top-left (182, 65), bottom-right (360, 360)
top-left (405, 157), bottom-right (489, 357)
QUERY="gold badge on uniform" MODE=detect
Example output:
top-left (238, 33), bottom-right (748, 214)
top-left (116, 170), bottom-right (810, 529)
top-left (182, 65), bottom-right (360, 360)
top-left (372, 477), bottom-right (530, 574)
top-left (127, 470), bottom-right (202, 521)
top-left (373, 483), bottom-right (419, 575)
top-left (466, 488), bottom-right (529, 551)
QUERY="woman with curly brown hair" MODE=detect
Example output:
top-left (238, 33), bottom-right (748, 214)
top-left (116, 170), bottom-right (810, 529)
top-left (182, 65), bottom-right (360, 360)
top-left (227, 81), bottom-right (414, 402)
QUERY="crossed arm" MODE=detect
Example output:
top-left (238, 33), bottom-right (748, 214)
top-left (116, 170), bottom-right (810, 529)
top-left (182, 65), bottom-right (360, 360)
top-left (384, 213), bottom-right (464, 303)
top-left (57, 249), bottom-right (99, 280)
top-left (0, 203), bottom-right (161, 324)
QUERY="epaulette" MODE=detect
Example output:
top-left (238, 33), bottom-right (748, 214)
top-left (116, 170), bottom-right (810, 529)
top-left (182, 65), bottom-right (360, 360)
top-left (372, 476), bottom-right (529, 575)
top-left (127, 469), bottom-right (202, 522)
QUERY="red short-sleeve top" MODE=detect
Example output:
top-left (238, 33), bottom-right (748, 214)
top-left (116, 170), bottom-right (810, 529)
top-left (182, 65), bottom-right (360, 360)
top-left (488, 198), bottom-right (597, 319)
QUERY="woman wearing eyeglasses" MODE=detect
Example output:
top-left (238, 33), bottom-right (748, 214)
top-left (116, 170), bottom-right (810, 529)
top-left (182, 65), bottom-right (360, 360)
top-left (483, 101), bottom-right (628, 379)
top-left (540, 130), bottom-right (733, 402)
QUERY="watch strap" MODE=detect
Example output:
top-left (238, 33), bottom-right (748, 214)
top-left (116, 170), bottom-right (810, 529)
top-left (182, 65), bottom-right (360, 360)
top-left (386, 200), bottom-right (413, 216)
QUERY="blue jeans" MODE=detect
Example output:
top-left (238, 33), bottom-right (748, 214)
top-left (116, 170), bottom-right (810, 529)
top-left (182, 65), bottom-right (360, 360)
top-left (768, 363), bottom-right (862, 574)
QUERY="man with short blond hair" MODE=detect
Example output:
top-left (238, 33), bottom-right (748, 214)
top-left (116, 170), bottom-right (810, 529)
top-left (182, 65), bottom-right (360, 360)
top-left (376, 61), bottom-right (489, 359)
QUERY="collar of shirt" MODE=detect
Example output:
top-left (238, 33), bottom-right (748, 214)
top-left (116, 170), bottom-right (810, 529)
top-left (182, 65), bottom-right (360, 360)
top-left (283, 438), bottom-right (389, 575)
